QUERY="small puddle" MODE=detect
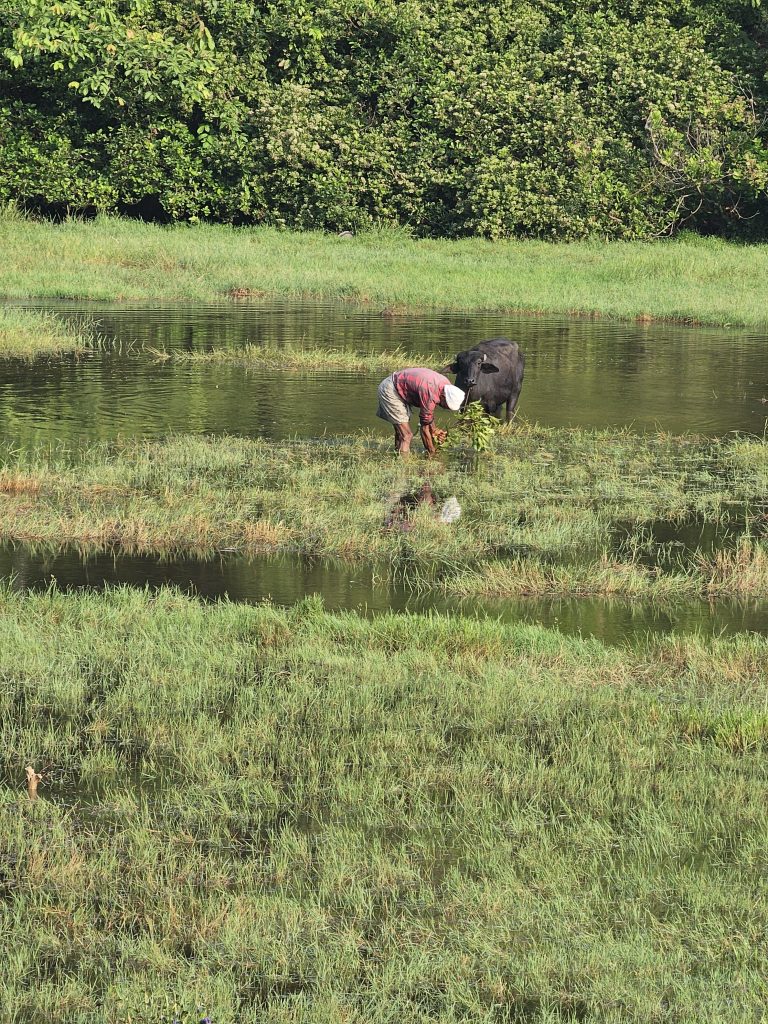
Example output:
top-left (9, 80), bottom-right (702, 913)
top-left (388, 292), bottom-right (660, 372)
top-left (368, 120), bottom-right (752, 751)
top-left (3, 541), bottom-right (768, 644)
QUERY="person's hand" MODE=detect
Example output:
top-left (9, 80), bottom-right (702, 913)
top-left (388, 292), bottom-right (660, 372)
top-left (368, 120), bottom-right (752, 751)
top-left (433, 428), bottom-right (448, 446)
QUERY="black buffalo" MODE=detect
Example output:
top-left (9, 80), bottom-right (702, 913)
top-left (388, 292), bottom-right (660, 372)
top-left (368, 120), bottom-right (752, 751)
top-left (446, 338), bottom-right (524, 422)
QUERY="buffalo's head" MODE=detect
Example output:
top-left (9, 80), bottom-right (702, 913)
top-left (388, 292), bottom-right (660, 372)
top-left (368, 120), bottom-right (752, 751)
top-left (444, 349), bottom-right (500, 392)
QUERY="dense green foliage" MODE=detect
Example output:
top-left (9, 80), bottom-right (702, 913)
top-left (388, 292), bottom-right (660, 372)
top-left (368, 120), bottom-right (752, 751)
top-left (1, 0), bottom-right (767, 237)
top-left (441, 402), bottom-right (500, 452)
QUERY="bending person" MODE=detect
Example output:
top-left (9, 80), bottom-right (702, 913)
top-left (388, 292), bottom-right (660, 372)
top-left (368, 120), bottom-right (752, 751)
top-left (376, 367), bottom-right (465, 455)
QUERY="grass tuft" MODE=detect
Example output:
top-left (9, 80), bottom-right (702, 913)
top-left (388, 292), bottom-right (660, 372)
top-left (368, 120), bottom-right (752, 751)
top-left (0, 306), bottom-right (93, 359)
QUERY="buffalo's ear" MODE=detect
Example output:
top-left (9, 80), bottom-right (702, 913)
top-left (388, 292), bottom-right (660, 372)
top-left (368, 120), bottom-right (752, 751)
top-left (481, 362), bottom-right (499, 374)
top-left (441, 362), bottom-right (459, 374)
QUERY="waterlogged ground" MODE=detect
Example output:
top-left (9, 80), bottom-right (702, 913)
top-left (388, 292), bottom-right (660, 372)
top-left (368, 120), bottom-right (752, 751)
top-left (4, 541), bottom-right (768, 644)
top-left (3, 300), bottom-right (768, 446)
top-left (1, 427), bottom-right (767, 584)
top-left (0, 297), bottom-right (767, 637)
top-left (1, 298), bottom-right (768, 1023)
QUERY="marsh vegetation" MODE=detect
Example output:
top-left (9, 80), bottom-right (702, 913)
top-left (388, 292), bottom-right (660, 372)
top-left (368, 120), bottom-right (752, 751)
top-left (152, 344), bottom-right (432, 375)
top-left (2, 587), bottom-right (768, 1022)
top-left (0, 306), bottom-right (92, 359)
top-left (0, 427), bottom-right (766, 599)
top-left (1, 251), bottom-right (767, 1022)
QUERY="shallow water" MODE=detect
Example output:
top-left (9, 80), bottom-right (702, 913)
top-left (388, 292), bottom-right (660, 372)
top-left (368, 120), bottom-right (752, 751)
top-left (3, 300), bottom-right (767, 640)
top-left (3, 542), bottom-right (768, 645)
top-left (3, 299), bottom-right (767, 447)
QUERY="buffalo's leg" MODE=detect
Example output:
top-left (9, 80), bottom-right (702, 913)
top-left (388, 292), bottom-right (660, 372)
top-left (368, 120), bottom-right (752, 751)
top-left (505, 394), bottom-right (519, 422)
top-left (506, 361), bottom-right (525, 423)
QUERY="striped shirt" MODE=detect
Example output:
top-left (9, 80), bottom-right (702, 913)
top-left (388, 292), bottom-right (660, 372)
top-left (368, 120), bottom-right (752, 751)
top-left (391, 368), bottom-right (450, 426)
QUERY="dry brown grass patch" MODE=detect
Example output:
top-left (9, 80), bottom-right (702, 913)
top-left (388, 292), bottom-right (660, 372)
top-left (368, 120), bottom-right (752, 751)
top-left (242, 520), bottom-right (291, 547)
top-left (0, 472), bottom-right (42, 496)
top-left (228, 287), bottom-right (267, 299)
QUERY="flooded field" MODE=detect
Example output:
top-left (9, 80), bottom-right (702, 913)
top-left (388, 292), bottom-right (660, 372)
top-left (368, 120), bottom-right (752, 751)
top-left (3, 541), bottom-right (768, 644)
top-left (1, 298), bottom-right (766, 634)
top-left (2, 300), bottom-right (767, 447)
top-left (2, 295), bottom-right (768, 1023)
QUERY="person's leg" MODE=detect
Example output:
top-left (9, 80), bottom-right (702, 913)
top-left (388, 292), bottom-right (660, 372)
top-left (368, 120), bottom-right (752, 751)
top-left (377, 376), bottom-right (413, 454)
top-left (394, 422), bottom-right (413, 454)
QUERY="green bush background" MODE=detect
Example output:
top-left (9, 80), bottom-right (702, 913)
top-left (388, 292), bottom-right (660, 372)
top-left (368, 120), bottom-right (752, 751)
top-left (1, 0), bottom-right (767, 238)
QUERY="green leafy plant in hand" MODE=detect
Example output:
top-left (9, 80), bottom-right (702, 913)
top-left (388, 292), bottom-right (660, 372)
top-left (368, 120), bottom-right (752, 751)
top-left (441, 401), bottom-right (499, 452)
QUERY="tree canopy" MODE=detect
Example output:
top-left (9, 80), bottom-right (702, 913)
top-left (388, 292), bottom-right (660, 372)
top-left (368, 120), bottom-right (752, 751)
top-left (1, 0), bottom-right (767, 238)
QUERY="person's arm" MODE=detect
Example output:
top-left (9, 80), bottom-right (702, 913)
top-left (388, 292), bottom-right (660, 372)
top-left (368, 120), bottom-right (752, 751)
top-left (421, 422), bottom-right (437, 456)
top-left (419, 378), bottom-right (451, 455)
top-left (418, 384), bottom-right (438, 437)
top-left (419, 395), bottom-right (439, 455)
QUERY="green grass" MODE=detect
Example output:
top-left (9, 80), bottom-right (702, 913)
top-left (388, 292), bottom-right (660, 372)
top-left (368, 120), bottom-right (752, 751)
top-left (1, 585), bottom-right (767, 1022)
top-left (1, 426), bottom-right (766, 597)
top-left (3, 216), bottom-right (768, 326)
top-left (0, 306), bottom-right (92, 359)
top-left (4, 212), bottom-right (768, 1024)
top-left (152, 343), bottom-right (450, 374)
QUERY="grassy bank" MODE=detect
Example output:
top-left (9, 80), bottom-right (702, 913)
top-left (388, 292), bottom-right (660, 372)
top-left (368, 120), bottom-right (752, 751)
top-left (0, 306), bottom-right (91, 359)
top-left (1, 428), bottom-right (766, 598)
top-left (3, 217), bottom-right (768, 326)
top-left (2, 586), bottom-right (768, 1022)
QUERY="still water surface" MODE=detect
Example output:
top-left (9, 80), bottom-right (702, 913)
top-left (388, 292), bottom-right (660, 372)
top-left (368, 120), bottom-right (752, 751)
top-left (2, 299), bottom-right (767, 445)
